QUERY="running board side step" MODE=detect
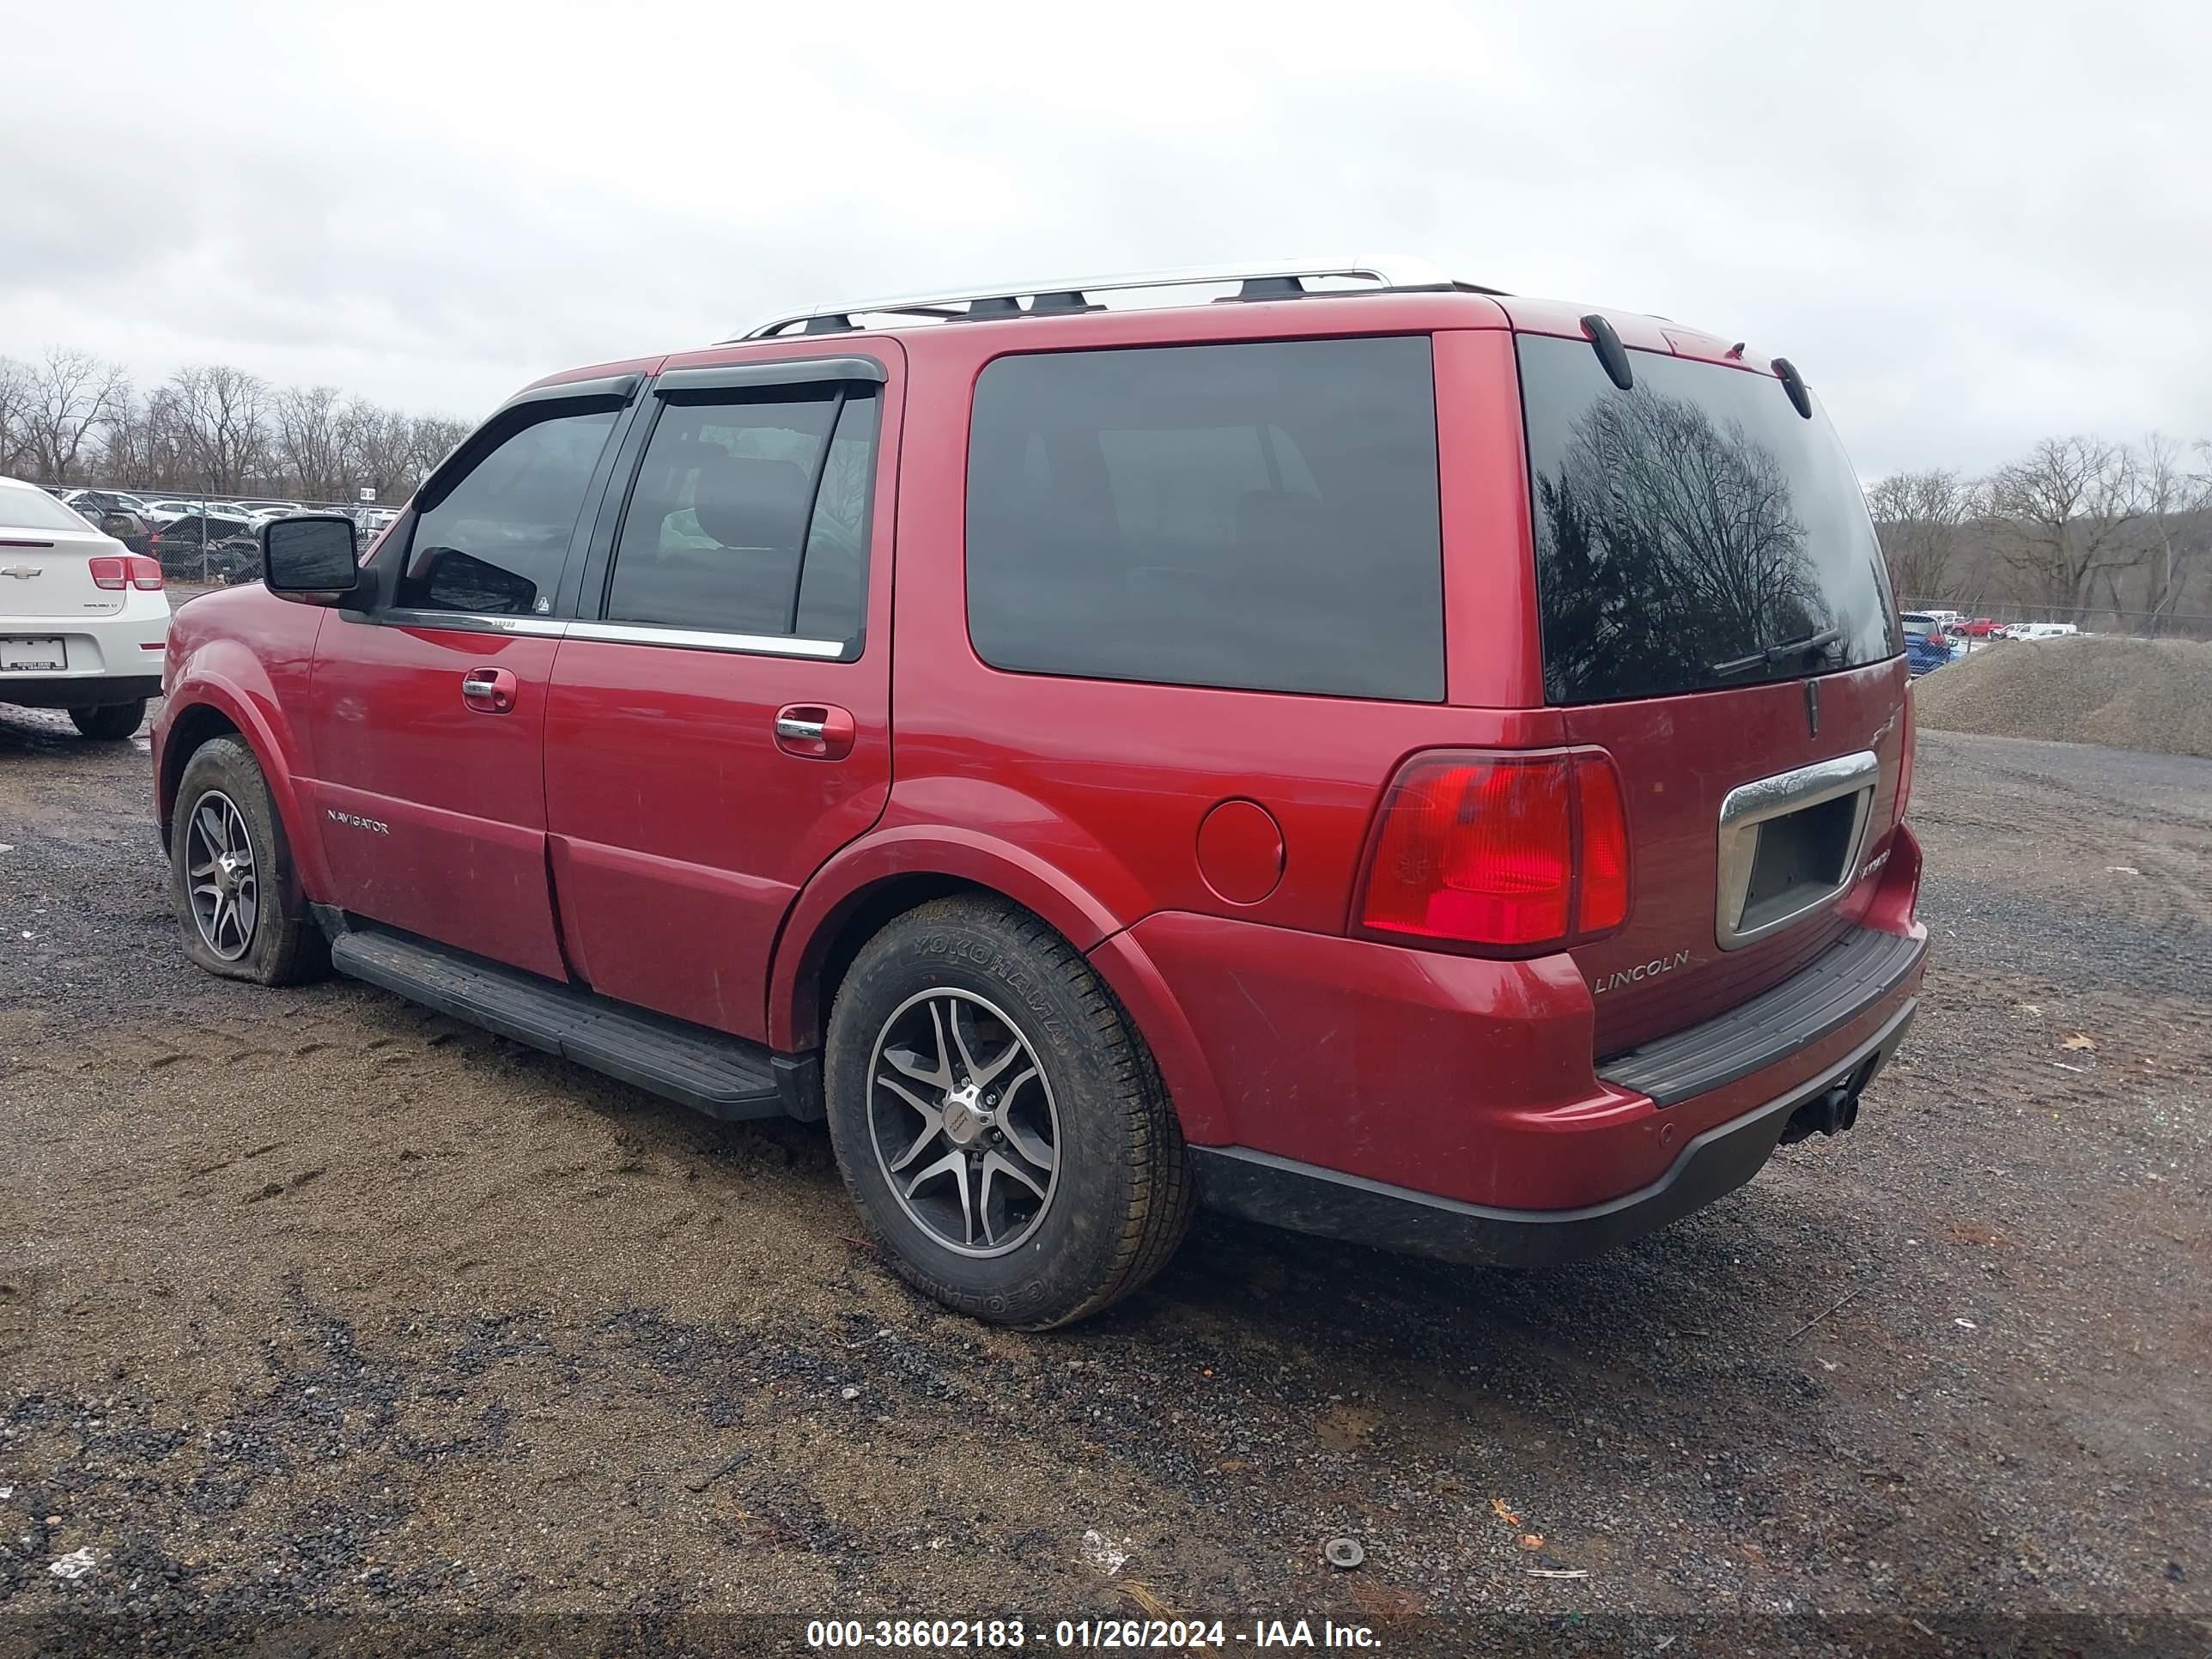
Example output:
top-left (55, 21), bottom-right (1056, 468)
top-left (329, 927), bottom-right (787, 1121)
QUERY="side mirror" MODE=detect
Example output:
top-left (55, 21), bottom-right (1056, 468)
top-left (262, 514), bottom-right (365, 605)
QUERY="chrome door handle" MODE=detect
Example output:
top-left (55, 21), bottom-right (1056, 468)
top-left (775, 715), bottom-right (827, 742)
top-left (460, 666), bottom-right (518, 713)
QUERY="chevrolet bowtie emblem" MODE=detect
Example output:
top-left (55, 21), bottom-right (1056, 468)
top-left (1, 565), bottom-right (45, 579)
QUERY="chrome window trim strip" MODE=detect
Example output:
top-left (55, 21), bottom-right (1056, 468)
top-left (566, 620), bottom-right (847, 659)
top-left (1715, 750), bottom-right (1880, 951)
top-left (378, 611), bottom-right (569, 639)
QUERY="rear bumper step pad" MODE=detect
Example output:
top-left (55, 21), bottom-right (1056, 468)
top-left (1597, 925), bottom-right (1927, 1107)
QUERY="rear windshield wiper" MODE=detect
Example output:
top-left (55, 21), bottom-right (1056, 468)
top-left (1709, 626), bottom-right (1842, 680)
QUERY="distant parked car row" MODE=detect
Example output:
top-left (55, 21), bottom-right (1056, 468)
top-left (34, 487), bottom-right (399, 585)
top-left (1900, 611), bottom-right (2083, 675)
top-left (46, 485), bottom-right (398, 535)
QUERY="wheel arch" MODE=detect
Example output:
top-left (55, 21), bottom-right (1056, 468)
top-left (769, 830), bottom-right (1231, 1145)
top-left (156, 679), bottom-right (330, 899)
top-left (769, 825), bottom-right (1124, 1052)
top-left (157, 702), bottom-right (244, 851)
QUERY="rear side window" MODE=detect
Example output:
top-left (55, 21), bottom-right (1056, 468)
top-left (605, 388), bottom-right (878, 645)
top-left (1520, 333), bottom-right (1899, 705)
top-left (397, 406), bottom-right (618, 615)
top-left (966, 337), bottom-right (1444, 701)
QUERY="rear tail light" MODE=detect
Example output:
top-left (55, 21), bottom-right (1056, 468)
top-left (88, 555), bottom-right (163, 592)
top-left (1357, 749), bottom-right (1631, 953)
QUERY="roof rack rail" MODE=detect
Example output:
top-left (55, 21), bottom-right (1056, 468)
top-left (730, 256), bottom-right (1478, 341)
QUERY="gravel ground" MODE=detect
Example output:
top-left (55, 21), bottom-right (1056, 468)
top-left (1, 708), bottom-right (2207, 1656)
top-left (1917, 634), bottom-right (2212, 757)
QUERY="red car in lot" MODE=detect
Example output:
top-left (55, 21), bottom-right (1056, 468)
top-left (153, 258), bottom-right (1926, 1327)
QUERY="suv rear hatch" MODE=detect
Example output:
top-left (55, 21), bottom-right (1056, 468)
top-left (1513, 329), bottom-right (1905, 1055)
top-left (0, 485), bottom-right (125, 620)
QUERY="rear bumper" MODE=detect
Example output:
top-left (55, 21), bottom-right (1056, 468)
top-left (1102, 823), bottom-right (1929, 1258)
top-left (1194, 994), bottom-right (1917, 1267)
top-left (0, 673), bottom-right (164, 708)
top-left (1, 600), bottom-right (168, 708)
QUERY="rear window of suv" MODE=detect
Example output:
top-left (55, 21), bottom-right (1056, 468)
top-left (1519, 333), bottom-right (1899, 705)
top-left (966, 337), bottom-right (1444, 702)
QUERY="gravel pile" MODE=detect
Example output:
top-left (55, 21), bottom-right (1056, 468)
top-left (1914, 634), bottom-right (2212, 757)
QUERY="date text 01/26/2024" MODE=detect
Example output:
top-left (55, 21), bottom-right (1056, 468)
top-left (805, 1618), bottom-right (1382, 1649)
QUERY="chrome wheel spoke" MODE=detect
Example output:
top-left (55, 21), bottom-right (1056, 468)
top-left (884, 1042), bottom-right (947, 1090)
top-left (972, 1036), bottom-right (1024, 1088)
top-left (876, 1070), bottom-right (938, 1117)
top-left (999, 1121), bottom-right (1056, 1178)
top-left (982, 1148), bottom-right (1046, 1202)
top-left (879, 1089), bottom-right (943, 1172)
top-left (902, 1148), bottom-right (975, 1246)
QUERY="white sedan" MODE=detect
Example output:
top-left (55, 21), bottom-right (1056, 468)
top-left (0, 476), bottom-right (170, 738)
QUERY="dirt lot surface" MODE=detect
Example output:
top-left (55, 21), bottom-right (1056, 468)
top-left (2, 709), bottom-right (2207, 1655)
top-left (1917, 634), bottom-right (2212, 758)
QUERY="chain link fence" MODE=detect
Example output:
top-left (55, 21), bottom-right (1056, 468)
top-left (1900, 599), bottom-right (2212, 644)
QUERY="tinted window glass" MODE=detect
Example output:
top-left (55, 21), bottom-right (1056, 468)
top-left (397, 406), bottom-right (617, 614)
top-left (0, 483), bottom-right (95, 532)
top-left (966, 337), bottom-right (1443, 701)
top-left (605, 388), bottom-right (877, 643)
top-left (1520, 333), bottom-right (1899, 705)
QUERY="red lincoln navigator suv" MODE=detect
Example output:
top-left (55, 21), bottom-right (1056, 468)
top-left (154, 258), bottom-right (1926, 1328)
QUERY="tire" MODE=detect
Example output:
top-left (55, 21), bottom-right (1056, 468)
top-left (70, 699), bottom-right (148, 741)
top-left (824, 896), bottom-right (1194, 1328)
top-left (169, 736), bottom-right (329, 986)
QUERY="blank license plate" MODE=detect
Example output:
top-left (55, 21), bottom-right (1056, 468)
top-left (1, 637), bottom-right (66, 671)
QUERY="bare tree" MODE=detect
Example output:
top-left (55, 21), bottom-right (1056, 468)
top-left (2136, 433), bottom-right (2212, 632)
top-left (335, 398), bottom-right (415, 501)
top-left (165, 364), bottom-right (270, 494)
top-left (0, 356), bottom-right (32, 473)
top-left (273, 384), bottom-right (347, 500)
top-left (1865, 467), bottom-right (1973, 603)
top-left (13, 348), bottom-right (131, 483)
top-left (1980, 436), bottom-right (2148, 618)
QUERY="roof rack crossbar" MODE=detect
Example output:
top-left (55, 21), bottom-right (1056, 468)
top-left (730, 255), bottom-right (1461, 340)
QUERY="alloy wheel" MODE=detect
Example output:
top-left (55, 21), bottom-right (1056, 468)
top-left (185, 790), bottom-right (258, 962)
top-left (866, 988), bottom-right (1060, 1257)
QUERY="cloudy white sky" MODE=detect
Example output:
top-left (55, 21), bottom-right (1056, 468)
top-left (9, 0), bottom-right (2209, 477)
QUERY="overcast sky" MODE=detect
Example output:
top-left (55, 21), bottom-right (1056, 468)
top-left (9, 0), bottom-right (2209, 477)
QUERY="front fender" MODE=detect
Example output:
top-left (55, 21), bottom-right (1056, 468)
top-left (156, 633), bottom-right (331, 902)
